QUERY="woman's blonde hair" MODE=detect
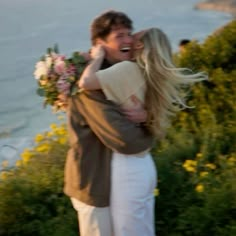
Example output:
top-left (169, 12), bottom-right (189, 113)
top-left (135, 28), bottom-right (207, 138)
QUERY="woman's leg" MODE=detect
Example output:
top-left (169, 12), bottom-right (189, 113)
top-left (111, 153), bottom-right (157, 236)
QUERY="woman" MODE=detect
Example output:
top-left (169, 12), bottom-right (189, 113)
top-left (79, 28), bottom-right (207, 236)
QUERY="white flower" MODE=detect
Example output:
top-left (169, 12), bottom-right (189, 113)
top-left (34, 61), bottom-right (48, 80)
top-left (45, 55), bottom-right (53, 68)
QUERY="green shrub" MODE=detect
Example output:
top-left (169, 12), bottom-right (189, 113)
top-left (177, 20), bottom-right (236, 72)
top-left (154, 20), bottom-right (236, 236)
top-left (0, 123), bottom-right (78, 236)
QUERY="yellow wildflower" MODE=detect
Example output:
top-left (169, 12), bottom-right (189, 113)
top-left (21, 149), bottom-right (33, 164)
top-left (34, 134), bottom-right (44, 143)
top-left (205, 163), bottom-right (216, 170)
top-left (50, 123), bottom-right (58, 131)
top-left (55, 127), bottom-right (66, 136)
top-left (35, 143), bottom-right (51, 153)
top-left (57, 137), bottom-right (67, 145)
top-left (200, 171), bottom-right (209, 178)
top-left (153, 188), bottom-right (159, 197)
top-left (195, 184), bottom-right (204, 193)
top-left (196, 153), bottom-right (203, 159)
top-left (183, 160), bottom-right (197, 173)
top-left (46, 131), bottom-right (54, 138)
top-left (49, 123), bottom-right (67, 137)
top-left (15, 160), bottom-right (22, 167)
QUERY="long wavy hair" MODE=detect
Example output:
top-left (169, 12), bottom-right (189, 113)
top-left (135, 28), bottom-right (207, 138)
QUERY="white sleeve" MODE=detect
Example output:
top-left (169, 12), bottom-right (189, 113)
top-left (95, 61), bottom-right (145, 105)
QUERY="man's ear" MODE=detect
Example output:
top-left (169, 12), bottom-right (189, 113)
top-left (95, 38), bottom-right (105, 45)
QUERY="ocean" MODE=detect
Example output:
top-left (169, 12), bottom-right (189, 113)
top-left (0, 0), bottom-right (232, 166)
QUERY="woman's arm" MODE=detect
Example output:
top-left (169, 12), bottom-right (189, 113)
top-left (78, 45), bottom-right (104, 90)
top-left (80, 50), bottom-right (148, 124)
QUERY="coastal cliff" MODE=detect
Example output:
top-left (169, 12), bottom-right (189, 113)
top-left (195, 0), bottom-right (236, 15)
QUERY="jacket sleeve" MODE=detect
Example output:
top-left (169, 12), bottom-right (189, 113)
top-left (72, 90), bottom-right (154, 154)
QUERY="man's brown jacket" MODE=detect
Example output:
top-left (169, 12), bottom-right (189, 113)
top-left (64, 68), bottom-right (154, 207)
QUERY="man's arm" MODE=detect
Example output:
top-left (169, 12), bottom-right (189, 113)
top-left (79, 46), bottom-right (148, 123)
top-left (121, 95), bottom-right (147, 123)
top-left (72, 90), bottom-right (153, 154)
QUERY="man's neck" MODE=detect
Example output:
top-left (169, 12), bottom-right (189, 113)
top-left (100, 59), bottom-right (114, 69)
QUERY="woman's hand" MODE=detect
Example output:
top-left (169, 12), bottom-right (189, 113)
top-left (78, 45), bottom-right (104, 90)
top-left (90, 45), bottom-right (105, 59)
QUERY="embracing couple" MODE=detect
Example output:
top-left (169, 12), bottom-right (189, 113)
top-left (64, 10), bottom-right (207, 236)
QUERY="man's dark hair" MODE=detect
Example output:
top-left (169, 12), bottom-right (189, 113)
top-left (90, 10), bottom-right (133, 45)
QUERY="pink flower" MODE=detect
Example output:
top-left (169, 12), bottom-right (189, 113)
top-left (53, 54), bottom-right (67, 75)
top-left (54, 60), bottom-right (66, 75)
top-left (80, 52), bottom-right (91, 61)
top-left (67, 65), bottom-right (76, 75)
top-left (56, 77), bottom-right (70, 95)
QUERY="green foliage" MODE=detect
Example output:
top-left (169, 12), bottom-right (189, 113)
top-left (0, 123), bottom-right (78, 236)
top-left (177, 20), bottom-right (236, 72)
top-left (153, 20), bottom-right (236, 236)
top-left (152, 130), bottom-right (199, 235)
top-left (178, 154), bottom-right (236, 236)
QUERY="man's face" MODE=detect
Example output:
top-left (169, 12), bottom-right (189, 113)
top-left (97, 26), bottom-right (133, 64)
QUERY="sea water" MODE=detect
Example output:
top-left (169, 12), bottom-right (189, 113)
top-left (0, 0), bottom-right (232, 166)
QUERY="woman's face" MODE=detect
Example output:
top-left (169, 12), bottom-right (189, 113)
top-left (131, 30), bottom-right (147, 58)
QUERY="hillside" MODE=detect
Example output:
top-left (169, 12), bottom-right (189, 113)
top-left (195, 0), bottom-right (236, 15)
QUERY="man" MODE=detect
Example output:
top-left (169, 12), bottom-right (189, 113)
top-left (64, 10), bottom-right (154, 236)
top-left (178, 39), bottom-right (190, 54)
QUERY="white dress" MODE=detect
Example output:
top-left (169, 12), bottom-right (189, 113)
top-left (96, 61), bottom-right (157, 236)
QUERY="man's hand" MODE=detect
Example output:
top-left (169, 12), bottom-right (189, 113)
top-left (121, 95), bottom-right (147, 123)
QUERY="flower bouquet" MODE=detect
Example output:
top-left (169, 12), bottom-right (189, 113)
top-left (34, 45), bottom-right (89, 111)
